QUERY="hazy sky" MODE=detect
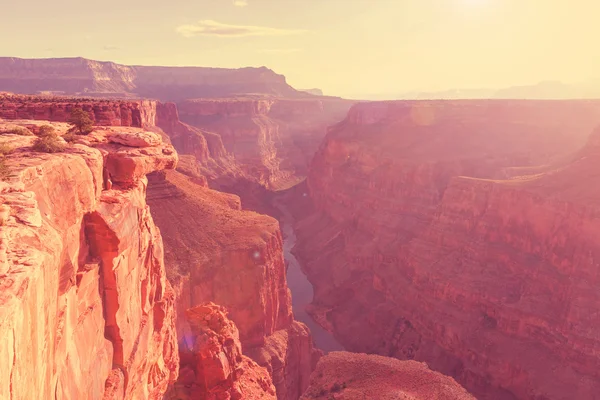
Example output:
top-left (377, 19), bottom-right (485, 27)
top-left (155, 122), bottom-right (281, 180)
top-left (2, 0), bottom-right (599, 97)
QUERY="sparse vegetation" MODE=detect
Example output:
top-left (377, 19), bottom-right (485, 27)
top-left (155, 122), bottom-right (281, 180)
top-left (0, 159), bottom-right (9, 181)
top-left (0, 204), bottom-right (9, 225)
top-left (0, 143), bottom-right (14, 156)
top-left (31, 133), bottom-right (66, 153)
top-left (331, 382), bottom-right (345, 393)
top-left (37, 125), bottom-right (56, 137)
top-left (3, 126), bottom-right (33, 136)
top-left (0, 144), bottom-right (12, 181)
top-left (62, 133), bottom-right (78, 143)
top-left (68, 107), bottom-right (94, 135)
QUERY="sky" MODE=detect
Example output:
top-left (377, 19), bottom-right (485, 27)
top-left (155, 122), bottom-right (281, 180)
top-left (1, 0), bottom-right (599, 98)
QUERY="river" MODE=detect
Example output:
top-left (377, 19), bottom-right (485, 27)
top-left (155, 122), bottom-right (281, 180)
top-left (273, 197), bottom-right (345, 353)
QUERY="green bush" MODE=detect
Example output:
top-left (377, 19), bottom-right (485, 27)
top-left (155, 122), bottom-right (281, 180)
top-left (0, 143), bottom-right (14, 156)
top-left (62, 133), bottom-right (78, 143)
top-left (37, 125), bottom-right (56, 137)
top-left (4, 126), bottom-right (33, 136)
top-left (31, 134), bottom-right (66, 153)
top-left (68, 107), bottom-right (94, 135)
top-left (0, 159), bottom-right (9, 181)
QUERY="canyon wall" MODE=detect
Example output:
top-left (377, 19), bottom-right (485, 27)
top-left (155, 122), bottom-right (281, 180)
top-left (0, 121), bottom-right (179, 399)
top-left (165, 302), bottom-right (277, 399)
top-left (301, 352), bottom-right (475, 400)
top-left (0, 57), bottom-right (304, 101)
top-left (146, 169), bottom-right (321, 400)
top-left (0, 94), bottom-right (157, 127)
top-left (292, 100), bottom-right (600, 400)
top-left (177, 97), bottom-right (353, 190)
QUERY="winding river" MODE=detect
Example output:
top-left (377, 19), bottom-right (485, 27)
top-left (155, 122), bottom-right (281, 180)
top-left (273, 197), bottom-right (345, 353)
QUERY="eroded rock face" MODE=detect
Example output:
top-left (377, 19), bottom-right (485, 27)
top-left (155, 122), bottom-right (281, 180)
top-left (146, 170), bottom-right (321, 399)
top-left (292, 100), bottom-right (600, 400)
top-left (0, 57), bottom-right (302, 101)
top-left (165, 302), bottom-right (277, 400)
top-left (0, 93), bottom-right (157, 127)
top-left (0, 120), bottom-right (178, 399)
top-left (300, 352), bottom-right (475, 400)
top-left (177, 97), bottom-right (353, 191)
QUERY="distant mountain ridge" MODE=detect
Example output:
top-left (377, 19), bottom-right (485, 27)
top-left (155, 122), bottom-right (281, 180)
top-left (0, 57), bottom-right (307, 101)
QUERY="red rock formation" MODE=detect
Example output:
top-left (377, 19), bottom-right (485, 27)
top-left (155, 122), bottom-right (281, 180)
top-left (0, 93), bottom-right (157, 127)
top-left (292, 100), bottom-right (600, 400)
top-left (155, 102), bottom-right (242, 183)
top-left (177, 97), bottom-right (353, 191)
top-left (146, 169), bottom-right (321, 399)
top-left (300, 352), bottom-right (475, 400)
top-left (0, 57), bottom-right (303, 101)
top-left (0, 121), bottom-right (178, 399)
top-left (165, 302), bottom-right (277, 400)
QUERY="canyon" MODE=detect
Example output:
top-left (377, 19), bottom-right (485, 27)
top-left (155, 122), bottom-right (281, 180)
top-left (292, 100), bottom-right (600, 400)
top-left (2, 62), bottom-right (600, 400)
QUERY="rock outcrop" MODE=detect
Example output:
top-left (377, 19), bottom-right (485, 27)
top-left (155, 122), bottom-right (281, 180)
top-left (0, 93), bottom-right (157, 127)
top-left (146, 169), bottom-right (321, 400)
top-left (0, 57), bottom-right (304, 101)
top-left (292, 100), bottom-right (600, 400)
top-left (165, 302), bottom-right (277, 400)
top-left (301, 352), bottom-right (475, 400)
top-left (0, 120), bottom-right (178, 399)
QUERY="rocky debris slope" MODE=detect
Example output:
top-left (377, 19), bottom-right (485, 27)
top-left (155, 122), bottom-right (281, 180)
top-left (165, 302), bottom-right (277, 400)
top-left (0, 120), bottom-right (178, 399)
top-left (0, 57), bottom-right (304, 101)
top-left (301, 352), bottom-right (475, 400)
top-left (146, 169), bottom-right (321, 400)
top-left (292, 100), bottom-right (600, 399)
top-left (0, 93), bottom-right (157, 127)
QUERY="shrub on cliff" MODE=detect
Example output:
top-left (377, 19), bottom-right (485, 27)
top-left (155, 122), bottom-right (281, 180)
top-left (31, 133), bottom-right (66, 153)
top-left (0, 143), bottom-right (14, 156)
top-left (3, 126), bottom-right (33, 136)
top-left (37, 125), bottom-right (56, 137)
top-left (0, 159), bottom-right (8, 181)
top-left (0, 144), bottom-right (12, 181)
top-left (68, 107), bottom-right (94, 135)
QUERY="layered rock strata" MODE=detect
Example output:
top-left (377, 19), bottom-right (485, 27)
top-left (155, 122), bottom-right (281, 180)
top-left (0, 93), bottom-right (157, 127)
top-left (177, 97), bottom-right (353, 190)
top-left (0, 57), bottom-right (303, 101)
top-left (147, 169), bottom-right (321, 400)
top-left (0, 121), bottom-right (178, 399)
top-left (292, 100), bottom-right (600, 400)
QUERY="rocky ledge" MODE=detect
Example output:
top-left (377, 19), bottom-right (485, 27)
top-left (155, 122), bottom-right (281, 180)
top-left (0, 119), bottom-right (178, 399)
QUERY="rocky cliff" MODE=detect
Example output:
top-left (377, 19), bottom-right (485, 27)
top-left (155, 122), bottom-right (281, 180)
top-left (292, 100), bottom-right (600, 400)
top-left (0, 57), bottom-right (303, 101)
top-left (0, 120), bottom-right (179, 399)
top-left (177, 97), bottom-right (353, 191)
top-left (146, 169), bottom-right (321, 400)
top-left (301, 352), bottom-right (475, 400)
top-left (165, 302), bottom-right (277, 400)
top-left (0, 93), bottom-right (157, 127)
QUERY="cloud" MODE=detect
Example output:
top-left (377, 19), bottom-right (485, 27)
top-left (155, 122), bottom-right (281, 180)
top-left (233, 0), bottom-right (248, 7)
top-left (103, 45), bottom-right (120, 51)
top-left (176, 20), bottom-right (306, 38)
top-left (258, 48), bottom-right (302, 54)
